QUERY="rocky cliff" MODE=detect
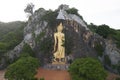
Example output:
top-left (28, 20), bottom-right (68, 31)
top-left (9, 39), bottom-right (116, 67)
top-left (1, 5), bottom-right (120, 73)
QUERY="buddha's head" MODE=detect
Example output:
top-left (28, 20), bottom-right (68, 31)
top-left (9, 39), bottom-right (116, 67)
top-left (57, 23), bottom-right (63, 32)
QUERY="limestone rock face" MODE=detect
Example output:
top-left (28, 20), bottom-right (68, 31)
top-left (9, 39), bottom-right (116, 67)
top-left (0, 8), bottom-right (48, 69)
top-left (1, 5), bottom-right (120, 72)
top-left (6, 41), bottom-right (24, 60)
top-left (1, 6), bottom-right (95, 67)
top-left (24, 8), bottom-right (47, 48)
top-left (105, 40), bottom-right (120, 65)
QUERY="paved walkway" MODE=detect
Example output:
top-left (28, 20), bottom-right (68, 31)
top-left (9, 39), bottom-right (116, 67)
top-left (35, 68), bottom-right (71, 80)
top-left (0, 70), bottom-right (5, 80)
top-left (107, 72), bottom-right (120, 80)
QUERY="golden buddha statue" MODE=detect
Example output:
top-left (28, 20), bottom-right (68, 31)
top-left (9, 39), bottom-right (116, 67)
top-left (53, 23), bottom-right (65, 63)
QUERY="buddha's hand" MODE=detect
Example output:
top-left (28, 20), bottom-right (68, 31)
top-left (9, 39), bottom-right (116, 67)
top-left (53, 46), bottom-right (56, 52)
top-left (52, 49), bottom-right (55, 53)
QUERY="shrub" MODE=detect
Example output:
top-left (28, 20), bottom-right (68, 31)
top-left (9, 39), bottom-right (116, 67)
top-left (104, 55), bottom-right (111, 66)
top-left (5, 56), bottom-right (39, 80)
top-left (94, 43), bottom-right (104, 57)
top-left (21, 43), bottom-right (35, 57)
top-left (88, 23), bottom-right (98, 33)
top-left (69, 57), bottom-right (107, 80)
top-left (41, 10), bottom-right (58, 30)
top-left (112, 62), bottom-right (120, 74)
top-left (39, 77), bottom-right (45, 80)
top-left (65, 34), bottom-right (74, 55)
top-left (66, 8), bottom-right (83, 20)
top-left (116, 77), bottom-right (120, 80)
top-left (35, 32), bottom-right (45, 44)
top-left (39, 37), bottom-right (53, 54)
top-left (96, 24), bottom-right (110, 38)
top-left (0, 42), bottom-right (8, 54)
top-left (0, 21), bottom-right (25, 54)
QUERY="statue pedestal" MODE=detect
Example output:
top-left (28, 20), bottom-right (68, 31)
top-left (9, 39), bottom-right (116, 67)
top-left (43, 63), bottom-right (70, 70)
top-left (52, 61), bottom-right (66, 65)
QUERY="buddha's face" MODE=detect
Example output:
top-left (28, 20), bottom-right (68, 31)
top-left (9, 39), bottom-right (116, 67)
top-left (57, 23), bottom-right (63, 32)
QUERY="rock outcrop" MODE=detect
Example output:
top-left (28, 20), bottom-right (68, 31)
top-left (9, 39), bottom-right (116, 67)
top-left (105, 40), bottom-right (120, 65)
top-left (0, 5), bottom-right (120, 73)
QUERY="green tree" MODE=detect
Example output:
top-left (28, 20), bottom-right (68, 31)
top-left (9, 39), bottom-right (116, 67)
top-left (5, 56), bottom-right (39, 80)
top-left (116, 77), bottom-right (120, 80)
top-left (69, 58), bottom-right (107, 80)
top-left (66, 8), bottom-right (83, 20)
top-left (0, 42), bottom-right (8, 54)
top-left (113, 30), bottom-right (120, 48)
top-left (66, 8), bottom-right (78, 14)
top-left (21, 43), bottom-right (35, 57)
top-left (0, 21), bottom-right (25, 40)
top-left (39, 37), bottom-right (53, 54)
top-left (94, 43), bottom-right (104, 57)
top-left (41, 10), bottom-right (58, 30)
top-left (0, 21), bottom-right (25, 54)
top-left (24, 3), bottom-right (34, 15)
top-left (112, 62), bottom-right (120, 74)
top-left (104, 55), bottom-right (111, 66)
top-left (88, 23), bottom-right (98, 33)
top-left (96, 24), bottom-right (110, 38)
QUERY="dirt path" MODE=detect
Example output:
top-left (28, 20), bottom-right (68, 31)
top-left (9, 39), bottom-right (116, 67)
top-left (107, 72), bottom-right (120, 80)
top-left (35, 68), bottom-right (71, 80)
top-left (0, 70), bottom-right (5, 80)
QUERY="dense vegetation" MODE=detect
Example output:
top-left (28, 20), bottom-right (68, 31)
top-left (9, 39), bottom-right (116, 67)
top-left (20, 43), bottom-right (35, 57)
top-left (113, 30), bottom-right (120, 48)
top-left (69, 58), bottom-right (107, 80)
top-left (94, 42), bottom-right (104, 57)
top-left (0, 21), bottom-right (26, 56)
top-left (41, 10), bottom-right (58, 30)
top-left (4, 32), bottom-right (40, 80)
top-left (104, 55), bottom-right (111, 66)
top-left (88, 23), bottom-right (120, 72)
top-left (5, 56), bottom-right (39, 80)
top-left (112, 62), bottom-right (120, 74)
top-left (0, 21), bottom-right (25, 40)
top-left (116, 77), bottom-right (120, 80)
top-left (66, 8), bottom-right (83, 20)
top-left (88, 23), bottom-right (120, 48)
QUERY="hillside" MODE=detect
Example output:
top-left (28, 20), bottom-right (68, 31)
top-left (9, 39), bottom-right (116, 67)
top-left (88, 23), bottom-right (120, 49)
top-left (0, 4), bottom-right (120, 77)
top-left (0, 21), bottom-right (26, 40)
top-left (0, 21), bottom-right (26, 66)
